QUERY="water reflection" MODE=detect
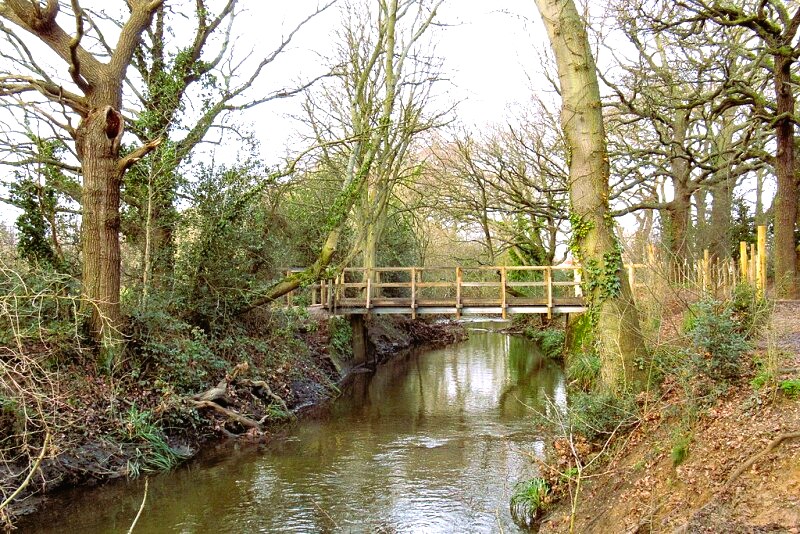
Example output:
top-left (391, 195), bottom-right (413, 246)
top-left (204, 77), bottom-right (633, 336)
top-left (23, 327), bottom-right (565, 533)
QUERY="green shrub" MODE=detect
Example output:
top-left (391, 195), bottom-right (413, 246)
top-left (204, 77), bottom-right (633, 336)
top-left (510, 477), bottom-right (550, 528)
top-left (684, 299), bottom-right (750, 381)
top-left (750, 369), bottom-right (773, 391)
top-left (670, 430), bottom-right (691, 467)
top-left (780, 379), bottom-right (800, 399)
top-left (569, 391), bottom-right (637, 441)
top-left (731, 283), bottom-right (769, 337)
top-left (567, 352), bottom-right (601, 391)
top-left (122, 406), bottom-right (188, 477)
top-left (329, 316), bottom-right (353, 360)
top-left (526, 328), bottom-right (565, 360)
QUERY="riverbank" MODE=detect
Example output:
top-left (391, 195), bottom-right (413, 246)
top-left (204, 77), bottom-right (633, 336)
top-left (1, 312), bottom-right (464, 526)
top-left (538, 300), bottom-right (800, 533)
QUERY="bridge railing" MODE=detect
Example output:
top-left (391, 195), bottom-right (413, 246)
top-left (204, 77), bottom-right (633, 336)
top-left (282, 258), bottom-right (746, 317)
top-left (323, 265), bottom-right (592, 318)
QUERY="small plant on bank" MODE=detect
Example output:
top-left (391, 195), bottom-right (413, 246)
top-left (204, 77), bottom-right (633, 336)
top-left (328, 316), bottom-right (353, 360)
top-left (510, 476), bottom-right (551, 528)
top-left (567, 352), bottom-right (601, 391)
top-left (569, 391), bottom-right (638, 442)
top-left (670, 429), bottom-right (691, 467)
top-left (779, 379), bottom-right (800, 399)
top-left (123, 406), bottom-right (187, 477)
top-left (684, 299), bottom-right (750, 381)
top-left (526, 328), bottom-right (565, 360)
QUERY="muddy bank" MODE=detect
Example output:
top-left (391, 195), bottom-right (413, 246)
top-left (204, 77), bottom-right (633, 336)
top-left (3, 314), bottom-right (464, 524)
top-left (537, 301), bottom-right (800, 533)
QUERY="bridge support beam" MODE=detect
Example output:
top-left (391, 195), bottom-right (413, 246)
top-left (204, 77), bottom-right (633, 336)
top-left (350, 314), bottom-right (369, 365)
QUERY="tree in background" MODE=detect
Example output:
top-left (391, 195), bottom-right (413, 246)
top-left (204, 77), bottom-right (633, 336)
top-left (250, 0), bottom-right (444, 306)
top-left (664, 0), bottom-right (800, 296)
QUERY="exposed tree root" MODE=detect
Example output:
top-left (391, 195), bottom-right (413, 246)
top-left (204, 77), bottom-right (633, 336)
top-left (239, 379), bottom-right (291, 415)
top-left (190, 400), bottom-right (262, 430)
top-left (722, 431), bottom-right (800, 491)
top-left (189, 362), bottom-right (292, 433)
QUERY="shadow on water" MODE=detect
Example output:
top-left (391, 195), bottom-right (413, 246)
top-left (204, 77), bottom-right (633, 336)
top-left (21, 323), bottom-right (566, 534)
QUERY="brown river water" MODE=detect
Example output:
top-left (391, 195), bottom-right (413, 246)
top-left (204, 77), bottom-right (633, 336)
top-left (23, 320), bottom-right (566, 533)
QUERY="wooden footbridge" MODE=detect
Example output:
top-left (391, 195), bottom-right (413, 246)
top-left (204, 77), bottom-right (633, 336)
top-left (290, 265), bottom-right (588, 318)
top-left (285, 254), bottom-right (748, 318)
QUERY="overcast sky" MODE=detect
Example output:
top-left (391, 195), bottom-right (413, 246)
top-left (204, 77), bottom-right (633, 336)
top-left (0, 1), bottom-right (547, 225)
top-left (240, 0), bottom-right (547, 163)
top-left (2, 1), bottom-right (770, 243)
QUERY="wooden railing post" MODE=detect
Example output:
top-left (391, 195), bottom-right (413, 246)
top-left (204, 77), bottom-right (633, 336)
top-left (500, 266), bottom-right (507, 319)
top-left (545, 266), bottom-right (553, 319)
top-left (455, 266), bottom-right (462, 318)
top-left (702, 249), bottom-right (710, 293)
top-left (757, 225), bottom-right (767, 297)
top-left (365, 277), bottom-right (372, 310)
top-left (410, 267), bottom-right (417, 320)
top-left (573, 266), bottom-right (582, 297)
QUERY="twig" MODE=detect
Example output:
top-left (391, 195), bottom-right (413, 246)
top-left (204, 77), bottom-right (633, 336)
top-left (0, 432), bottom-right (50, 513)
top-left (495, 507), bottom-right (505, 534)
top-left (312, 500), bottom-right (338, 529)
top-left (126, 477), bottom-right (149, 534)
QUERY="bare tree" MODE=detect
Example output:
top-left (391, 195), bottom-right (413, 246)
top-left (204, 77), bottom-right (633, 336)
top-left (0, 1), bottom-right (330, 343)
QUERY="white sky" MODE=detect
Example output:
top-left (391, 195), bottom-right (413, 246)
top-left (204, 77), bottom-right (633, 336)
top-left (1, 0), bottom-right (548, 225)
top-left (243, 0), bottom-right (547, 163)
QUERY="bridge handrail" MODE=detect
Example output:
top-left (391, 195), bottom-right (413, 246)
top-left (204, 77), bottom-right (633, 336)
top-left (281, 259), bottom-right (741, 317)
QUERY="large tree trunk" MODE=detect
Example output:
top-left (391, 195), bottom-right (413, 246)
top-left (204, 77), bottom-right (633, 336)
top-left (773, 52), bottom-right (798, 297)
top-left (662, 109), bottom-right (692, 274)
top-left (707, 110), bottom-right (737, 261)
top-left (534, 0), bottom-right (646, 394)
top-left (662, 188), bottom-right (692, 279)
top-left (77, 100), bottom-right (125, 339)
top-left (1, 0), bottom-right (163, 348)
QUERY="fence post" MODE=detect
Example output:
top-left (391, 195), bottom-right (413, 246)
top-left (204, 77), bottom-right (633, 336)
top-left (500, 266), bottom-right (507, 319)
top-left (573, 266), bottom-right (583, 297)
top-left (757, 225), bottom-right (767, 297)
top-left (739, 241), bottom-right (748, 283)
top-left (546, 267), bottom-right (553, 319)
top-left (702, 249), bottom-right (710, 293)
top-left (455, 266), bottom-right (463, 318)
top-left (410, 267), bottom-right (417, 320)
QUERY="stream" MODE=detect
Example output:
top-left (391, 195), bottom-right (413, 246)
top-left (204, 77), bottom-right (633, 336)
top-left (23, 320), bottom-right (566, 533)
